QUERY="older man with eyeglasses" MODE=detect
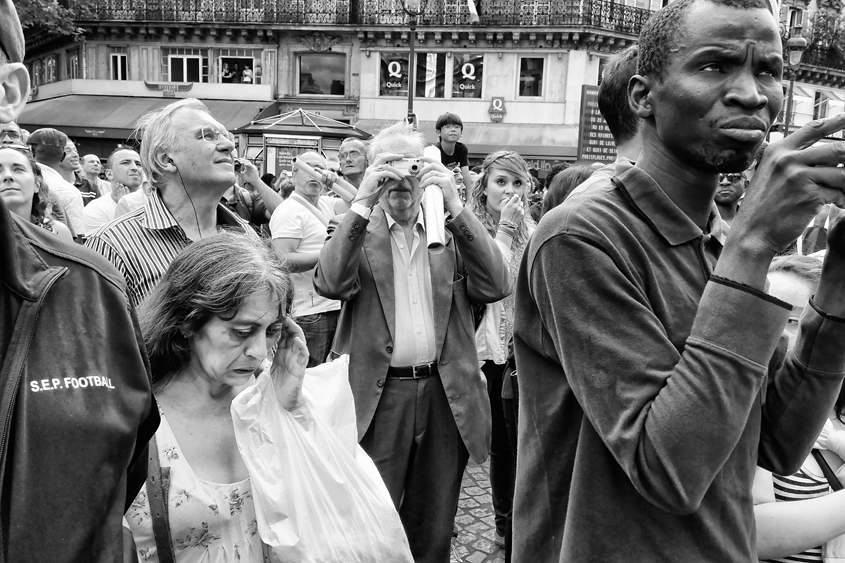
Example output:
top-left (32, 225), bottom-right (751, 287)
top-left (86, 97), bottom-right (255, 306)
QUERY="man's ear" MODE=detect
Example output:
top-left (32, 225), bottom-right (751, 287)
top-left (105, 169), bottom-right (114, 182)
top-left (629, 74), bottom-right (655, 119)
top-left (154, 151), bottom-right (176, 173)
top-left (0, 63), bottom-right (30, 124)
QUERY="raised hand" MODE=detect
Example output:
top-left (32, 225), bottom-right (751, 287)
top-left (500, 194), bottom-right (525, 225)
top-left (269, 317), bottom-right (309, 411)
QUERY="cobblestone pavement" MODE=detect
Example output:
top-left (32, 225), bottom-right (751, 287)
top-left (450, 460), bottom-right (506, 563)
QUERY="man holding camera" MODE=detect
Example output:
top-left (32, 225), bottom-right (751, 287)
top-left (315, 121), bottom-right (511, 562)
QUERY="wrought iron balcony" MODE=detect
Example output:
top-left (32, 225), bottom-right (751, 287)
top-left (799, 11), bottom-right (845, 74)
top-left (357, 0), bottom-right (652, 33)
top-left (74, 0), bottom-right (351, 24)
top-left (73, 0), bottom-right (651, 34)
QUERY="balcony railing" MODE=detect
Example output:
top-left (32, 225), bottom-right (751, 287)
top-left (800, 11), bottom-right (845, 73)
top-left (75, 0), bottom-right (351, 24)
top-left (75, 0), bottom-right (652, 34)
top-left (358, 0), bottom-right (651, 33)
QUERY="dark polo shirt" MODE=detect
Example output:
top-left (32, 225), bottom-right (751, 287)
top-left (512, 161), bottom-right (845, 562)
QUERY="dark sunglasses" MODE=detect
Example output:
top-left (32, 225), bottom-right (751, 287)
top-left (719, 173), bottom-right (744, 183)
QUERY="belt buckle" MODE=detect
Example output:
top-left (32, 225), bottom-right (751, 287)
top-left (412, 362), bottom-right (432, 378)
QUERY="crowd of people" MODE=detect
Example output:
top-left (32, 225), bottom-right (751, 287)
top-left (4, 0), bottom-right (845, 561)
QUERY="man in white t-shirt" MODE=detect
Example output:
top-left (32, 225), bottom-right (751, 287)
top-left (269, 151), bottom-right (342, 367)
top-left (84, 148), bottom-right (143, 235)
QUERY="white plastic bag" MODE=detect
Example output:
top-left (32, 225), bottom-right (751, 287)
top-left (231, 357), bottom-right (413, 563)
top-left (300, 355), bottom-right (358, 455)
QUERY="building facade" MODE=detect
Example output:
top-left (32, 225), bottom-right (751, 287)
top-left (21, 0), bottom-right (838, 175)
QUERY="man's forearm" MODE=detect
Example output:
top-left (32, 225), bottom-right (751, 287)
top-left (252, 180), bottom-right (284, 216)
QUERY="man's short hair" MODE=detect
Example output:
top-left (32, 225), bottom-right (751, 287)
top-left (367, 121), bottom-right (426, 162)
top-left (436, 112), bottom-right (463, 131)
top-left (28, 128), bottom-right (68, 162)
top-left (134, 97), bottom-right (209, 190)
top-left (638, 0), bottom-right (772, 81)
top-left (106, 147), bottom-right (138, 169)
top-left (599, 46), bottom-right (640, 146)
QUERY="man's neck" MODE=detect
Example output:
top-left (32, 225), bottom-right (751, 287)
top-left (85, 172), bottom-right (100, 184)
top-left (159, 181), bottom-right (226, 240)
top-left (715, 202), bottom-right (739, 226)
top-left (636, 136), bottom-right (718, 229)
top-left (294, 188), bottom-right (320, 207)
top-left (58, 167), bottom-right (75, 183)
top-left (345, 173), bottom-right (363, 189)
top-left (37, 159), bottom-right (62, 175)
top-left (616, 140), bottom-right (642, 163)
top-left (385, 206), bottom-right (421, 229)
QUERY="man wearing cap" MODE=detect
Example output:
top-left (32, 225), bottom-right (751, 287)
top-left (28, 127), bottom-right (85, 239)
top-left (0, 1), bottom-right (158, 560)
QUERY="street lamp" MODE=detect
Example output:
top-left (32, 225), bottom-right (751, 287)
top-left (401, 0), bottom-right (426, 128)
top-left (782, 23), bottom-right (808, 137)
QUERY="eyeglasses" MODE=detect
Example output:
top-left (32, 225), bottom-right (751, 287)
top-left (719, 173), bottom-right (744, 183)
top-left (338, 150), bottom-right (363, 161)
top-left (185, 126), bottom-right (229, 143)
top-left (0, 129), bottom-right (22, 142)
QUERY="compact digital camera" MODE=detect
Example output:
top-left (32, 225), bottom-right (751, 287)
top-left (391, 158), bottom-right (422, 177)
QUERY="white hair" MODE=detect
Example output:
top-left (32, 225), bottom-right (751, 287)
top-left (367, 121), bottom-right (426, 162)
top-left (134, 98), bottom-right (209, 190)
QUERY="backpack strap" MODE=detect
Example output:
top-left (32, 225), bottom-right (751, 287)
top-left (147, 434), bottom-right (176, 563)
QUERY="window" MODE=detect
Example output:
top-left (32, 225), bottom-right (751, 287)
top-left (68, 53), bottom-right (79, 79)
top-left (32, 61), bottom-right (41, 87)
top-left (452, 54), bottom-right (483, 99)
top-left (379, 53), bottom-right (410, 97)
top-left (415, 53), bottom-right (446, 98)
top-left (220, 57), bottom-right (255, 84)
top-left (814, 91), bottom-right (829, 120)
top-left (519, 57), bottom-right (544, 97)
top-left (298, 53), bottom-right (346, 95)
top-left (111, 52), bottom-right (127, 81)
top-left (44, 56), bottom-right (57, 84)
top-left (169, 55), bottom-right (202, 82)
top-left (788, 7), bottom-right (803, 29)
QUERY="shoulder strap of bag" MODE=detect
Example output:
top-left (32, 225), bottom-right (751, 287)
top-left (289, 192), bottom-right (329, 227)
top-left (147, 434), bottom-right (176, 563)
top-left (812, 449), bottom-right (844, 492)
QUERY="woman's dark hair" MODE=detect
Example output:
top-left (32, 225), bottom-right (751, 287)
top-left (138, 233), bottom-right (292, 389)
top-left (541, 164), bottom-right (596, 217)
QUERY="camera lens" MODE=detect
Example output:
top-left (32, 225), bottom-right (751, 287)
top-left (234, 161), bottom-right (242, 172)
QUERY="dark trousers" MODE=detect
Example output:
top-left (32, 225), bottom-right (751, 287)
top-left (483, 361), bottom-right (515, 538)
top-left (502, 373), bottom-right (519, 563)
top-left (295, 309), bottom-right (339, 368)
top-left (360, 374), bottom-right (469, 563)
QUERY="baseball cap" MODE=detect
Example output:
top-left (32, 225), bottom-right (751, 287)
top-left (0, 0), bottom-right (25, 64)
top-left (28, 128), bottom-right (69, 149)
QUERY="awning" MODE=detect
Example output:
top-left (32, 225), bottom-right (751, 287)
top-left (355, 120), bottom-right (578, 159)
top-left (17, 95), bottom-right (270, 140)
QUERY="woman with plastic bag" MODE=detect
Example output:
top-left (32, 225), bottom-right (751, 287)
top-left (123, 232), bottom-right (413, 563)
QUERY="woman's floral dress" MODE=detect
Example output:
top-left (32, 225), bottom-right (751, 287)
top-left (125, 412), bottom-right (270, 563)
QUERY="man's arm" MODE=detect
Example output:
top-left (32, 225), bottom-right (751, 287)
top-left (447, 208), bottom-right (511, 304)
top-left (238, 159), bottom-right (283, 217)
top-left (272, 237), bottom-right (319, 272)
top-left (313, 209), bottom-right (368, 301)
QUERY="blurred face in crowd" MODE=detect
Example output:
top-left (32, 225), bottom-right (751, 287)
top-left (186, 289), bottom-right (284, 389)
top-left (0, 121), bottom-right (22, 145)
top-left (339, 139), bottom-right (367, 180)
top-left (484, 166), bottom-right (527, 218)
top-left (81, 154), bottom-right (102, 177)
top-left (61, 139), bottom-right (80, 173)
top-left (0, 146), bottom-right (37, 218)
top-left (168, 108), bottom-right (236, 191)
top-left (767, 271), bottom-right (813, 350)
top-left (108, 149), bottom-right (143, 190)
top-left (638, 1), bottom-right (782, 172)
top-left (714, 172), bottom-right (745, 207)
top-left (293, 151), bottom-right (327, 199)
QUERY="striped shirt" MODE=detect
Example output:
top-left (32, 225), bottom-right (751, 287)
top-left (762, 463), bottom-right (830, 563)
top-left (85, 187), bottom-right (252, 306)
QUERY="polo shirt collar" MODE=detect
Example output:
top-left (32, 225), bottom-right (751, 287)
top-left (615, 163), bottom-right (721, 246)
top-left (141, 187), bottom-right (248, 231)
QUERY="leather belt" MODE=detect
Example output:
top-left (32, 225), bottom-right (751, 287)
top-left (386, 361), bottom-right (438, 379)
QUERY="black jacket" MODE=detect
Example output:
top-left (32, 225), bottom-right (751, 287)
top-left (0, 198), bottom-right (158, 562)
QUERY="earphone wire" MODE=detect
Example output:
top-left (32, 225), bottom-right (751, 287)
top-left (174, 164), bottom-right (202, 239)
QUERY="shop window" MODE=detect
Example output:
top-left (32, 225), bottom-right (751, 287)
top-left (452, 54), bottom-right (483, 99)
top-left (379, 53), bottom-right (410, 97)
top-left (518, 57), bottom-right (544, 97)
top-left (415, 53), bottom-right (446, 99)
top-left (298, 53), bottom-right (346, 96)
